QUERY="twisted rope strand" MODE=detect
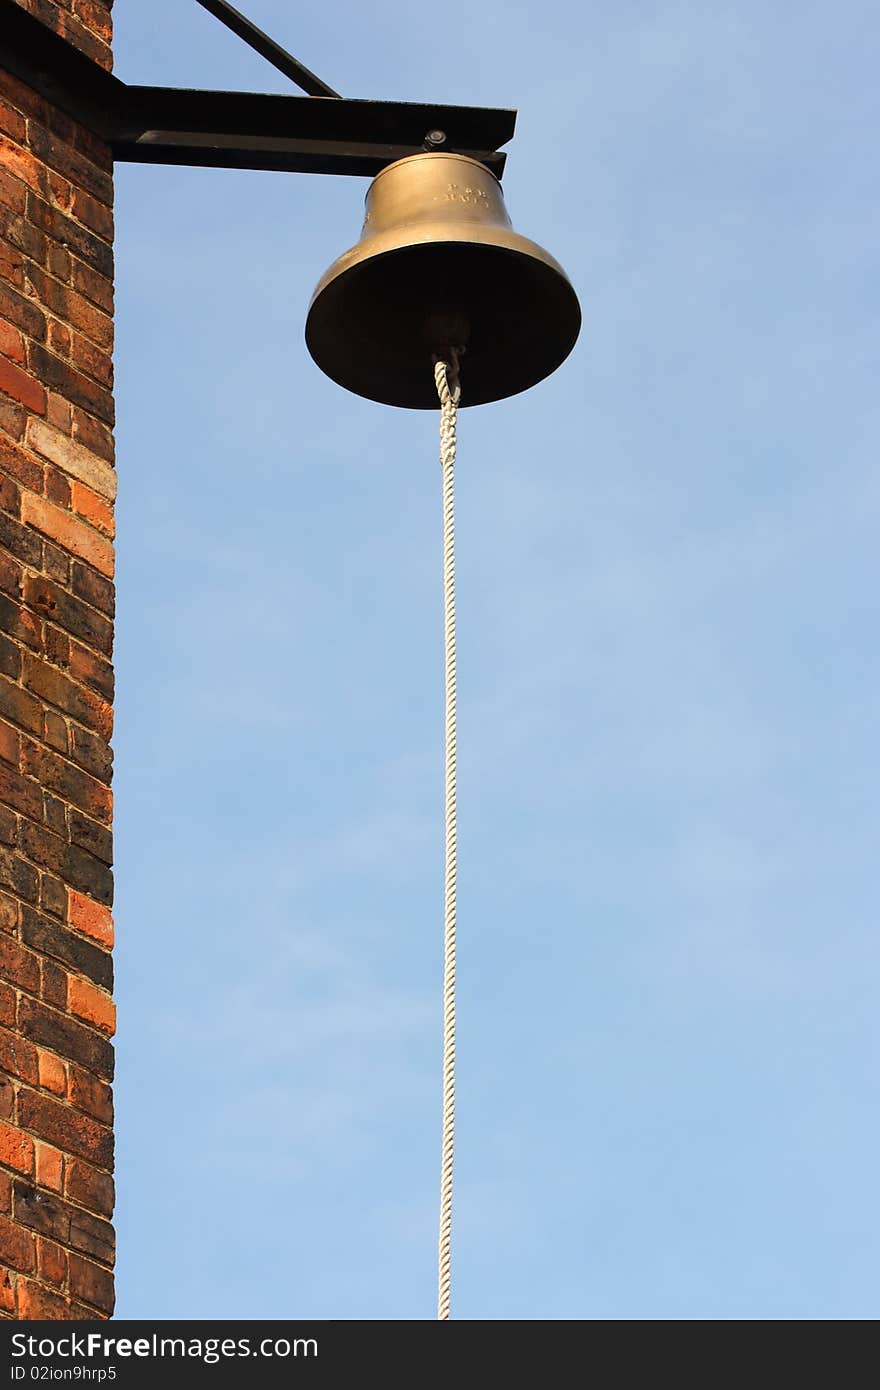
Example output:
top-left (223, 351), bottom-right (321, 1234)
top-left (435, 355), bottom-right (460, 1322)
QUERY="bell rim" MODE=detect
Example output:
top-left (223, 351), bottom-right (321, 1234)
top-left (306, 235), bottom-right (581, 409)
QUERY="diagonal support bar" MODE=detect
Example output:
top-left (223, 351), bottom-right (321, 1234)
top-left (194, 0), bottom-right (342, 98)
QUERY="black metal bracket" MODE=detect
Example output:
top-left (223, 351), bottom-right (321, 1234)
top-left (0, 0), bottom-right (514, 177)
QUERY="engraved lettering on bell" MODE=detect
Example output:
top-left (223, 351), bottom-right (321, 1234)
top-left (434, 181), bottom-right (492, 209)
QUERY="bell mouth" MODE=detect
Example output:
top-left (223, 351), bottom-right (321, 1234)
top-left (306, 227), bottom-right (581, 409)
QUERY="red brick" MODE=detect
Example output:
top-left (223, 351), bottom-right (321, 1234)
top-left (40, 957), bottom-right (67, 1011)
top-left (47, 318), bottom-right (72, 359)
top-left (0, 593), bottom-right (40, 651)
top-left (0, 241), bottom-right (24, 294)
top-left (0, 1123), bottom-right (34, 1176)
top-left (67, 891), bottom-right (112, 948)
top-left (43, 710), bottom-right (68, 755)
top-left (0, 1266), bottom-right (14, 1313)
top-left (14, 1180), bottom-right (114, 1264)
top-left (0, 764), bottom-right (43, 823)
top-left (0, 163), bottom-right (26, 214)
top-left (0, 721), bottom-right (19, 767)
top-left (47, 242), bottom-right (71, 282)
top-left (35, 1140), bottom-right (63, 1192)
top-left (27, 343), bottom-right (113, 439)
top-left (67, 1064), bottom-right (111, 1124)
top-left (0, 1027), bottom-right (38, 1086)
top-left (0, 1082), bottom-right (11, 1134)
top-left (69, 331), bottom-right (112, 389)
top-left (68, 642), bottom-right (113, 700)
top-left (26, 193), bottom-right (111, 283)
top-left (0, 395), bottom-right (25, 442)
top-left (0, 433), bottom-right (43, 492)
top-left (39, 872), bottom-right (67, 919)
top-left (70, 408), bottom-right (113, 465)
top-left (23, 655), bottom-right (112, 739)
top-left (0, 279), bottom-right (46, 343)
top-left (22, 261), bottom-right (112, 352)
top-left (38, 799), bottom-right (63, 841)
top-left (38, 1049), bottom-right (66, 1096)
top-left (0, 674), bottom-right (41, 735)
top-left (17, 1088), bottom-right (112, 1168)
top-left (0, 551), bottom-right (22, 599)
top-left (67, 976), bottom-right (114, 1036)
top-left (72, 0), bottom-right (113, 47)
top-left (23, 571), bottom-right (113, 654)
top-left (26, 415), bottom-right (116, 500)
top-left (0, 1214), bottom-right (35, 1274)
top-left (36, 1235), bottom-right (67, 1287)
top-left (45, 464), bottom-right (71, 510)
top-left (0, 805), bottom-right (15, 846)
top-left (0, 240), bottom-right (24, 293)
top-left (17, 999), bottom-right (113, 1082)
top-left (46, 391), bottom-right (71, 432)
top-left (0, 936), bottom-right (40, 994)
top-left (70, 187), bottom-right (112, 242)
top-left (21, 491), bottom-right (113, 576)
top-left (67, 723), bottom-right (111, 783)
top-left (17, 1277), bottom-right (74, 1320)
top-left (0, 135), bottom-right (46, 200)
top-left (21, 742), bottom-right (111, 823)
top-left (68, 1251), bottom-right (112, 1312)
top-left (20, 907), bottom-right (111, 991)
top-left (0, 199), bottom-right (45, 260)
top-left (0, 99), bottom-right (26, 146)
top-left (70, 257), bottom-right (112, 314)
top-left (70, 562), bottom-right (114, 617)
top-left (0, 469), bottom-right (18, 514)
top-left (0, 166), bottom-right (26, 214)
top-left (0, 847), bottom-right (38, 903)
top-left (25, 124), bottom-right (112, 209)
top-left (0, 358), bottom-right (46, 415)
top-left (65, 1157), bottom-right (112, 1218)
top-left (67, 808), bottom-right (111, 867)
top-left (69, 479), bottom-right (113, 536)
top-left (0, 323), bottom-right (24, 366)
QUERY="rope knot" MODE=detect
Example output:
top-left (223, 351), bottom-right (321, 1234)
top-left (433, 349), bottom-right (463, 409)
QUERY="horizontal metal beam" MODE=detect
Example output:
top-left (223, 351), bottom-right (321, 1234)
top-left (0, 0), bottom-right (514, 177)
top-left (116, 87), bottom-right (512, 177)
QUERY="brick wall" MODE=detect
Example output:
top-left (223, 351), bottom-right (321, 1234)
top-left (0, 0), bottom-right (116, 1319)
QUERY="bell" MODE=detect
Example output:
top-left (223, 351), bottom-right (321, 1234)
top-left (306, 151), bottom-right (581, 408)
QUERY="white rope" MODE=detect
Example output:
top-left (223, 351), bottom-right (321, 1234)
top-left (434, 352), bottom-right (460, 1322)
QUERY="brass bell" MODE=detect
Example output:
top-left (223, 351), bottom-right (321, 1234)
top-left (306, 151), bottom-right (581, 408)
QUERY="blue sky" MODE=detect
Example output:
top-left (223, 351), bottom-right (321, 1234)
top-left (111, 0), bottom-right (879, 1318)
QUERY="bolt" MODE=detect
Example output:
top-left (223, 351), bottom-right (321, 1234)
top-left (425, 129), bottom-right (447, 148)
